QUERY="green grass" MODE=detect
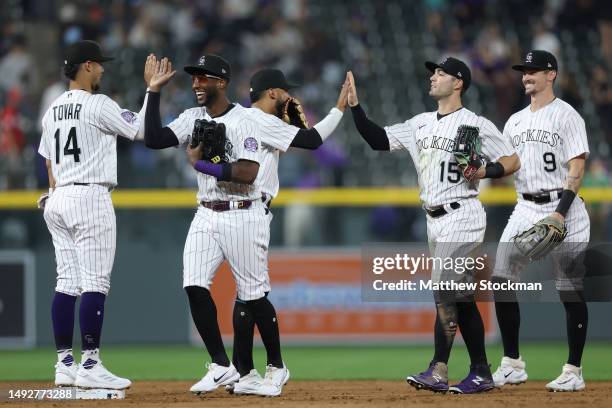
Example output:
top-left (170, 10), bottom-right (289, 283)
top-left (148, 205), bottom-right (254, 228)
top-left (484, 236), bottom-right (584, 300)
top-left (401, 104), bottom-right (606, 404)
top-left (1, 343), bottom-right (611, 381)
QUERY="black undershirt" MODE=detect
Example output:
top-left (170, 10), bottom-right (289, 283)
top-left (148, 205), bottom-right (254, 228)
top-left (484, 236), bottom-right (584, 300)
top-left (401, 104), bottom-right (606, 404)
top-left (436, 106), bottom-right (464, 121)
top-left (350, 104), bottom-right (390, 151)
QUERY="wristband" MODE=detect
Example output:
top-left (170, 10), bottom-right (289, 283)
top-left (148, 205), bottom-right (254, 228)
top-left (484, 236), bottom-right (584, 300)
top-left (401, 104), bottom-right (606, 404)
top-left (555, 189), bottom-right (576, 217)
top-left (194, 160), bottom-right (223, 179)
top-left (484, 162), bottom-right (505, 179)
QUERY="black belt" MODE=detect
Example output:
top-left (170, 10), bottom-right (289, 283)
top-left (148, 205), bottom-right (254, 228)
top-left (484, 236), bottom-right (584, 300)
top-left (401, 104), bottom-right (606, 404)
top-left (522, 189), bottom-right (562, 204)
top-left (426, 202), bottom-right (460, 218)
top-left (73, 182), bottom-right (113, 192)
top-left (200, 199), bottom-right (255, 212)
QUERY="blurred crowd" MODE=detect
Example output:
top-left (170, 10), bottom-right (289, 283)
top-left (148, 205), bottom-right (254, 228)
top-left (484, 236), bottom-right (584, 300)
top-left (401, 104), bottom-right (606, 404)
top-left (0, 0), bottom-right (610, 194)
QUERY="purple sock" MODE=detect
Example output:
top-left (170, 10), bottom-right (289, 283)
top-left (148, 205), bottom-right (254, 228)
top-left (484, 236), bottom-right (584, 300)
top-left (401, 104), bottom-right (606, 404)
top-left (79, 292), bottom-right (106, 351)
top-left (51, 292), bottom-right (77, 351)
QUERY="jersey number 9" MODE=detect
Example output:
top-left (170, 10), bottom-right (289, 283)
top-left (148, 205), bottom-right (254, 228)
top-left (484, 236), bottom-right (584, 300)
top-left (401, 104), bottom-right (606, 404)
top-left (543, 152), bottom-right (556, 172)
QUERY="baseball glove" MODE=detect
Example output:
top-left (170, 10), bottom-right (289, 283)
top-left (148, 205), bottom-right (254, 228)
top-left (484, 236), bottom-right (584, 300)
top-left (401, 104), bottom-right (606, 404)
top-left (282, 97), bottom-right (309, 129)
top-left (513, 215), bottom-right (568, 260)
top-left (453, 125), bottom-right (484, 181)
top-left (190, 119), bottom-right (231, 163)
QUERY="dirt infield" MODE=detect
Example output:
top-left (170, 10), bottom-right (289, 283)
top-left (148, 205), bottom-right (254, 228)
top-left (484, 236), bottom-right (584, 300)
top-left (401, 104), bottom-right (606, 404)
top-left (1, 380), bottom-right (610, 407)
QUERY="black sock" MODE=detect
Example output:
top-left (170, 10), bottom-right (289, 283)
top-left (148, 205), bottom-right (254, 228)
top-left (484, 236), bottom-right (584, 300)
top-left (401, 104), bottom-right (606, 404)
top-left (493, 278), bottom-right (520, 359)
top-left (246, 295), bottom-right (283, 368)
top-left (185, 286), bottom-right (230, 366)
top-left (456, 298), bottom-right (488, 366)
top-left (232, 299), bottom-right (255, 376)
top-left (432, 301), bottom-right (458, 364)
top-left (560, 291), bottom-right (588, 367)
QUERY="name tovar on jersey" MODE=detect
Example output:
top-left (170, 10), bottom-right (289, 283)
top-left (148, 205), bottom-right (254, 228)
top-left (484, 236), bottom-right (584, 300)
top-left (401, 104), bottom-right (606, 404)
top-left (38, 90), bottom-right (141, 187)
top-left (504, 98), bottom-right (589, 195)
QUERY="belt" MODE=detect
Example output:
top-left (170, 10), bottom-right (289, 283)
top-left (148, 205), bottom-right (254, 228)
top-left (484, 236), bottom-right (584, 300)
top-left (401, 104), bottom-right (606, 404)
top-left (72, 182), bottom-right (113, 192)
top-left (522, 189), bottom-right (562, 204)
top-left (426, 202), bottom-right (460, 218)
top-left (200, 199), bottom-right (255, 212)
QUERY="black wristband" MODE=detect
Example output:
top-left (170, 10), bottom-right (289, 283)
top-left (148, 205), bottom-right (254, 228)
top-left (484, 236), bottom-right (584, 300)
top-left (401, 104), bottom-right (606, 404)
top-left (555, 189), bottom-right (576, 217)
top-left (484, 162), bottom-right (505, 179)
top-left (219, 163), bottom-right (232, 182)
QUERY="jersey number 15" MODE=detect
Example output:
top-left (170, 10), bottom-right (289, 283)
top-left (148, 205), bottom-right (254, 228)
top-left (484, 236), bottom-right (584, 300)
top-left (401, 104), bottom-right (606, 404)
top-left (440, 161), bottom-right (461, 183)
top-left (54, 127), bottom-right (81, 164)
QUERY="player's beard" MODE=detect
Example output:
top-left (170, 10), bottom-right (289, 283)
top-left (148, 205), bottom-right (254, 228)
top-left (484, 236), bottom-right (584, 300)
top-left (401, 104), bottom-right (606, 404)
top-left (201, 86), bottom-right (219, 107)
top-left (274, 98), bottom-right (287, 119)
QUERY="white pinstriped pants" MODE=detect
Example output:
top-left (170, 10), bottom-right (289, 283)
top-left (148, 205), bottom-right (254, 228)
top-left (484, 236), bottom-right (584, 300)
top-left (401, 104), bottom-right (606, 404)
top-left (183, 200), bottom-right (272, 301)
top-left (426, 198), bottom-right (487, 286)
top-left (493, 197), bottom-right (590, 291)
top-left (43, 184), bottom-right (116, 296)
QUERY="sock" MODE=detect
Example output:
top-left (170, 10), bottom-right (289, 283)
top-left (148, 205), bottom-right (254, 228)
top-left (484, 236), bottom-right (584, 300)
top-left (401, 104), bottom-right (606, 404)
top-left (81, 348), bottom-right (100, 369)
top-left (456, 299), bottom-right (488, 366)
top-left (57, 349), bottom-right (74, 366)
top-left (79, 292), bottom-right (106, 351)
top-left (560, 291), bottom-right (588, 367)
top-left (246, 295), bottom-right (283, 368)
top-left (185, 286), bottom-right (230, 366)
top-left (51, 292), bottom-right (77, 351)
top-left (493, 278), bottom-right (520, 359)
top-left (232, 299), bottom-right (255, 376)
top-left (432, 302), bottom-right (458, 364)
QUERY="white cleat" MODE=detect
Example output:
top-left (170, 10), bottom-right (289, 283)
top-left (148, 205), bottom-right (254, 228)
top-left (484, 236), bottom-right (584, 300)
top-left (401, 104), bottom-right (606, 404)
top-left (55, 361), bottom-right (78, 386)
top-left (253, 364), bottom-right (290, 397)
top-left (227, 369), bottom-right (264, 395)
top-left (74, 360), bottom-right (131, 390)
top-left (546, 364), bottom-right (585, 392)
top-left (492, 356), bottom-right (528, 387)
top-left (190, 363), bottom-right (239, 394)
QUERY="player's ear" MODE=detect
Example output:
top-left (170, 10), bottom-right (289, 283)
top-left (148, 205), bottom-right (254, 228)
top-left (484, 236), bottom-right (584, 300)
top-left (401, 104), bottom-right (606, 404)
top-left (268, 89), bottom-right (277, 100)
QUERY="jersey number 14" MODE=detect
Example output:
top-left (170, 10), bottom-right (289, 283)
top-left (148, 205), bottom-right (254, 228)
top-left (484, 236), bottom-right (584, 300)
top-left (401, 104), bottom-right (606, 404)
top-left (54, 127), bottom-right (81, 164)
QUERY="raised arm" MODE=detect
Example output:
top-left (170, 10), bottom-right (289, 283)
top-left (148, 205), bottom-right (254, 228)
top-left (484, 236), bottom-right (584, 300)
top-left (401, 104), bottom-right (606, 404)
top-left (346, 71), bottom-right (390, 151)
top-left (143, 56), bottom-right (180, 149)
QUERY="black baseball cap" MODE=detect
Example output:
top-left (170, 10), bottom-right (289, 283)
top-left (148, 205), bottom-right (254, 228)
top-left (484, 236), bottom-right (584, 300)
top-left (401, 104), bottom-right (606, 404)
top-left (184, 54), bottom-right (231, 81)
top-left (512, 50), bottom-right (558, 72)
top-left (425, 57), bottom-right (471, 91)
top-left (64, 40), bottom-right (114, 65)
top-left (249, 69), bottom-right (299, 93)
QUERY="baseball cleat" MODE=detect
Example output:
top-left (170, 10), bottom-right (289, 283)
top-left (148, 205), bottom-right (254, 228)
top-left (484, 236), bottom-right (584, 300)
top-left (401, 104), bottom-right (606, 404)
top-left (190, 362), bottom-right (239, 394)
top-left (492, 356), bottom-right (528, 387)
top-left (55, 359), bottom-right (78, 386)
top-left (406, 361), bottom-right (449, 393)
top-left (252, 364), bottom-right (290, 397)
top-left (74, 358), bottom-right (131, 390)
top-left (227, 369), bottom-right (264, 395)
top-left (448, 364), bottom-right (495, 394)
top-left (546, 364), bottom-right (585, 392)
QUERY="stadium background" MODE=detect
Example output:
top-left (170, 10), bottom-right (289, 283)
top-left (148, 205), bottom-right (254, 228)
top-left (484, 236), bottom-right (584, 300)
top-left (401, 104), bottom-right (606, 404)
top-left (0, 0), bottom-right (611, 398)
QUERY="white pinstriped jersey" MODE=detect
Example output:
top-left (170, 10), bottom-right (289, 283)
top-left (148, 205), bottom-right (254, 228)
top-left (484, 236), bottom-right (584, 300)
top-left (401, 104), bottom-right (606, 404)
top-left (504, 98), bottom-right (589, 194)
top-left (385, 108), bottom-right (515, 207)
top-left (38, 90), bottom-right (141, 187)
top-left (167, 103), bottom-right (263, 202)
top-left (244, 107), bottom-right (300, 198)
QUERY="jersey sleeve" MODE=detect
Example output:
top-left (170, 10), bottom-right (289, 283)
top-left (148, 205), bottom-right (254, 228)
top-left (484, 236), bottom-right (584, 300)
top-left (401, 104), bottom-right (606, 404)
top-left (384, 121), bottom-right (414, 152)
top-left (479, 117), bottom-right (515, 162)
top-left (561, 110), bottom-right (589, 164)
top-left (37, 114), bottom-right (51, 160)
top-left (233, 120), bottom-right (263, 164)
top-left (97, 96), bottom-right (141, 141)
top-left (253, 111), bottom-right (299, 152)
top-left (167, 110), bottom-right (198, 145)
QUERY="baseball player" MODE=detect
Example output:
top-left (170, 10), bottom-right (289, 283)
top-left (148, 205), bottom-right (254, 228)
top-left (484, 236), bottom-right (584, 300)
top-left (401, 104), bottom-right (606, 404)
top-left (143, 57), bottom-right (346, 397)
top-left (346, 58), bottom-right (519, 394)
top-left (38, 40), bottom-right (146, 390)
top-left (226, 68), bottom-right (348, 396)
top-left (491, 50), bottom-right (590, 392)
